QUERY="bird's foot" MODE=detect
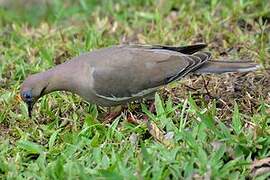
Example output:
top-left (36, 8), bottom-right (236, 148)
top-left (102, 106), bottom-right (122, 124)
top-left (149, 101), bottom-right (156, 113)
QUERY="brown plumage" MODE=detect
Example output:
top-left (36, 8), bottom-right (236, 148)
top-left (20, 44), bottom-right (260, 117)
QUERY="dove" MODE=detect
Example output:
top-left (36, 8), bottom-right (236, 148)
top-left (20, 44), bottom-right (260, 117)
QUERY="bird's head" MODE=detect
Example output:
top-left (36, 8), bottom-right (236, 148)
top-left (20, 74), bottom-right (48, 118)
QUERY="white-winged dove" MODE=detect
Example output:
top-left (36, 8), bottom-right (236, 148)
top-left (20, 44), bottom-right (260, 117)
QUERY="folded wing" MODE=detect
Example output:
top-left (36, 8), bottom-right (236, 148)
top-left (92, 45), bottom-right (211, 102)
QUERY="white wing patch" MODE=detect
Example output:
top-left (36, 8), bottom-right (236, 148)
top-left (95, 86), bottom-right (158, 102)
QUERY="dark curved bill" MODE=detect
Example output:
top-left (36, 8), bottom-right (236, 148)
top-left (27, 102), bottom-right (33, 118)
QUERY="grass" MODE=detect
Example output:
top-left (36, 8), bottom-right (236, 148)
top-left (0, 0), bottom-right (270, 179)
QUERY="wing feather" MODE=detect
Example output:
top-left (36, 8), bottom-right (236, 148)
top-left (92, 46), bottom-right (211, 102)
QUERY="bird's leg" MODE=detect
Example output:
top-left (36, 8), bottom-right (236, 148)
top-left (102, 105), bottom-right (122, 124)
top-left (127, 111), bottom-right (142, 124)
top-left (149, 102), bottom-right (155, 113)
top-left (144, 92), bottom-right (156, 113)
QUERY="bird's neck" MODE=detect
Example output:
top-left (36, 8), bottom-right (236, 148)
top-left (42, 61), bottom-right (80, 95)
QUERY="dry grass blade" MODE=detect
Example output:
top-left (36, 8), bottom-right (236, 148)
top-left (250, 157), bottom-right (270, 178)
top-left (147, 120), bottom-right (174, 148)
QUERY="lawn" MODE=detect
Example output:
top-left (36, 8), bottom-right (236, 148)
top-left (0, 0), bottom-right (270, 179)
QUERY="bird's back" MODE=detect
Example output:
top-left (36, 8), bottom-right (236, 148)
top-left (75, 45), bottom-right (209, 106)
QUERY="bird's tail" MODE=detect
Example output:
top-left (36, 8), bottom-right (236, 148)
top-left (194, 60), bottom-right (260, 74)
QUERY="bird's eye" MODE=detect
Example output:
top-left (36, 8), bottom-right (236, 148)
top-left (22, 91), bottom-right (32, 101)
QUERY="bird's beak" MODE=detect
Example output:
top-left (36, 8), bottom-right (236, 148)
top-left (26, 101), bottom-right (33, 118)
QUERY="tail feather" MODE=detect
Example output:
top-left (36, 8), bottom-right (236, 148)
top-left (194, 60), bottom-right (260, 74)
